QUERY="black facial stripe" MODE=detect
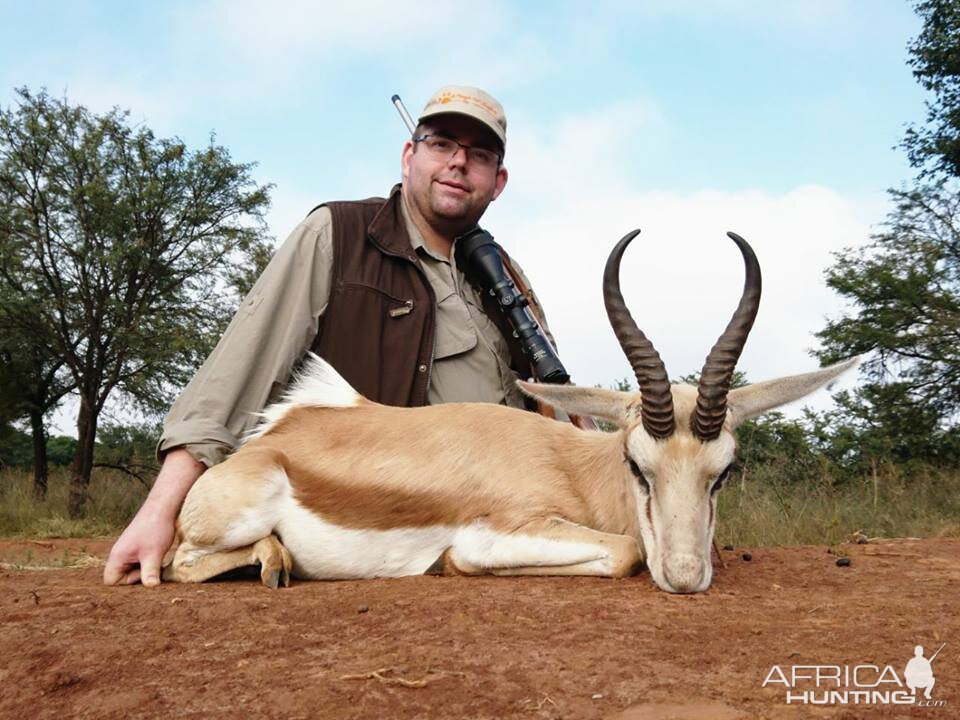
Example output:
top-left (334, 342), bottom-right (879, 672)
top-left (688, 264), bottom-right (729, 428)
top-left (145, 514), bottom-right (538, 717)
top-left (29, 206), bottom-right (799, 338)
top-left (712, 463), bottom-right (735, 494)
top-left (645, 492), bottom-right (656, 544)
top-left (625, 456), bottom-right (650, 492)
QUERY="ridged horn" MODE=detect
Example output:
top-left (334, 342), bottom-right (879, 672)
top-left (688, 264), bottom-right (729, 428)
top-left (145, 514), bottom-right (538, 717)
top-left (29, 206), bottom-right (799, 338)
top-left (693, 232), bottom-right (762, 441)
top-left (603, 230), bottom-right (675, 439)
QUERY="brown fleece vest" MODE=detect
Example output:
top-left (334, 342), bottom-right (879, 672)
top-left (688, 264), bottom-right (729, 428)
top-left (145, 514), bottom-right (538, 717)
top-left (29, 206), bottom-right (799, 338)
top-left (310, 186), bottom-right (540, 408)
top-left (311, 187), bottom-right (435, 407)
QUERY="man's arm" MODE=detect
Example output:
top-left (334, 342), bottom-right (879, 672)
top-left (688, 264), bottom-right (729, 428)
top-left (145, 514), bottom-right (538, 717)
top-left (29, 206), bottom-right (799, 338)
top-left (102, 448), bottom-right (205, 586)
top-left (104, 207), bottom-right (336, 586)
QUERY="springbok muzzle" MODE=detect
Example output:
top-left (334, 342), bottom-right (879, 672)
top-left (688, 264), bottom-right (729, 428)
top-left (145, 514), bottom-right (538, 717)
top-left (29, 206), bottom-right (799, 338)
top-left (662, 553), bottom-right (708, 594)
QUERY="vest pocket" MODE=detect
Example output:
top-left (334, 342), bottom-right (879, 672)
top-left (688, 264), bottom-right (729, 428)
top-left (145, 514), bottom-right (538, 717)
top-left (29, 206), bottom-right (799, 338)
top-left (340, 282), bottom-right (415, 319)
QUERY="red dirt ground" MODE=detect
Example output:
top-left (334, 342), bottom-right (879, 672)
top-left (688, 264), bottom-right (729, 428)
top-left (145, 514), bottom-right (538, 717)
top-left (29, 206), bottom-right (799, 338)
top-left (0, 537), bottom-right (957, 719)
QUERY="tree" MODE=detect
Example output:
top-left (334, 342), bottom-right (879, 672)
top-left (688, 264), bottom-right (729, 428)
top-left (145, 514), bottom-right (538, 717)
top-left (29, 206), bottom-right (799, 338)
top-left (806, 383), bottom-right (959, 476)
top-left (0, 334), bottom-right (74, 497)
top-left (0, 88), bottom-right (272, 516)
top-left (815, 183), bottom-right (960, 428)
top-left (903, 0), bottom-right (960, 177)
top-left (812, 3), bottom-right (960, 474)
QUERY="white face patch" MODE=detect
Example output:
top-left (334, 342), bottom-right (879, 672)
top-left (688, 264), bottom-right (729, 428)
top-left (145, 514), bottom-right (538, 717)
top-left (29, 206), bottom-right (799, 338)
top-left (625, 424), bottom-right (735, 593)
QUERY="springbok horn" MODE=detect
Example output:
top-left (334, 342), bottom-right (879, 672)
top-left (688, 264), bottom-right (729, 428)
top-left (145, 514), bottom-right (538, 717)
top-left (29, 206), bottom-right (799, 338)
top-left (693, 232), bottom-right (762, 441)
top-left (603, 230), bottom-right (675, 439)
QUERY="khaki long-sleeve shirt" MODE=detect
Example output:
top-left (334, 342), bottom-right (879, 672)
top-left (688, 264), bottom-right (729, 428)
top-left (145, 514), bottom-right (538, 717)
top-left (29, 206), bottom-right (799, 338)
top-left (158, 196), bottom-right (554, 467)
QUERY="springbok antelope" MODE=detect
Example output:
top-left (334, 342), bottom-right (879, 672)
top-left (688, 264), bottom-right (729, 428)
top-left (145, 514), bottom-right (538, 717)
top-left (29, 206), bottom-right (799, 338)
top-left (163, 231), bottom-right (857, 593)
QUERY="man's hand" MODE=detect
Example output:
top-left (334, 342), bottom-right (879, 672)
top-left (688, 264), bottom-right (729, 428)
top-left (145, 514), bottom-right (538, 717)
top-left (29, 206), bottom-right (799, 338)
top-left (103, 507), bottom-right (177, 587)
top-left (103, 448), bottom-right (206, 587)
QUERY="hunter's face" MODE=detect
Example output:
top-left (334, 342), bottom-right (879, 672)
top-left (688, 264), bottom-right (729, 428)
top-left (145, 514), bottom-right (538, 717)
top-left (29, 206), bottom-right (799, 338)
top-left (401, 114), bottom-right (507, 235)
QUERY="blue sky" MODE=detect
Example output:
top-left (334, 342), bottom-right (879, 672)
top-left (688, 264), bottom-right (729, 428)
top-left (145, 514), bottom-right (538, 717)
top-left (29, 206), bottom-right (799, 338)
top-left (0, 1), bottom-right (929, 425)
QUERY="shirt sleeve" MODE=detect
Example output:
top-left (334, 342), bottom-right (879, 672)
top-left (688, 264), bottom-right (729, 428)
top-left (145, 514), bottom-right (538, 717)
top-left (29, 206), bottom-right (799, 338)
top-left (156, 207), bottom-right (334, 467)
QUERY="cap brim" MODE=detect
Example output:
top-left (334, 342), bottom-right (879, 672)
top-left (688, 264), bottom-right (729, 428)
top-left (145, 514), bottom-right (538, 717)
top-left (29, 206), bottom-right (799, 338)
top-left (418, 105), bottom-right (506, 149)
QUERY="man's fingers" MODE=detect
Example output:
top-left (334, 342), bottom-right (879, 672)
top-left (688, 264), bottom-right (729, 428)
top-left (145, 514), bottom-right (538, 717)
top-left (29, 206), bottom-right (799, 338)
top-left (104, 555), bottom-right (145, 586)
top-left (103, 556), bottom-right (131, 586)
top-left (140, 556), bottom-right (162, 587)
top-left (119, 568), bottom-right (142, 585)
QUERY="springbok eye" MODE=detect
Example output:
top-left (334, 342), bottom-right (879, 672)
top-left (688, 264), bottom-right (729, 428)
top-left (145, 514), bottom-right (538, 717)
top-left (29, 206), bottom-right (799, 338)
top-left (712, 464), bottom-right (734, 494)
top-left (627, 457), bottom-right (650, 493)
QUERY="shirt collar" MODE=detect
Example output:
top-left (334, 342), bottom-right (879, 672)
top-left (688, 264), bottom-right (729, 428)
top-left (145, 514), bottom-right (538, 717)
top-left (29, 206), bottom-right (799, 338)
top-left (400, 193), bottom-right (448, 263)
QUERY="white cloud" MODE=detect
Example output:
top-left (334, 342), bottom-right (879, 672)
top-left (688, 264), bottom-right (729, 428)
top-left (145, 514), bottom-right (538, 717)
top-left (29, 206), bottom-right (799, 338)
top-left (576, 0), bottom-right (861, 42)
top-left (171, 0), bottom-right (541, 108)
top-left (56, 76), bottom-right (189, 134)
top-left (483, 98), bottom-right (875, 415)
top-left (505, 97), bottom-right (673, 199)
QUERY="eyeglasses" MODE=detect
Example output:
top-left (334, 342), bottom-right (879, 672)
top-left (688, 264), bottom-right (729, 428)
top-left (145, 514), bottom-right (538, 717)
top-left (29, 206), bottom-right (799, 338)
top-left (412, 134), bottom-right (502, 169)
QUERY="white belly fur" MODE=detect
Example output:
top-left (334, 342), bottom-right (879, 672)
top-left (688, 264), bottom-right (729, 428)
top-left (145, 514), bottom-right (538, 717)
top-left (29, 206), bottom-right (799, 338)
top-left (276, 494), bottom-right (457, 579)
top-left (265, 473), bottom-right (611, 580)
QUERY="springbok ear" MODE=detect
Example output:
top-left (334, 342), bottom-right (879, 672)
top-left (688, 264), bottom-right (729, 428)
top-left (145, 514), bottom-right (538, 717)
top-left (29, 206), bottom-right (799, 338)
top-left (726, 355), bottom-right (862, 428)
top-left (516, 382), bottom-right (635, 427)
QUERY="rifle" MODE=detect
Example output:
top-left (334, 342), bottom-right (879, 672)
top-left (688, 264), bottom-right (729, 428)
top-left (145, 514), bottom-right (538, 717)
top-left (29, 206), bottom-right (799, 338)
top-left (930, 643), bottom-right (946, 663)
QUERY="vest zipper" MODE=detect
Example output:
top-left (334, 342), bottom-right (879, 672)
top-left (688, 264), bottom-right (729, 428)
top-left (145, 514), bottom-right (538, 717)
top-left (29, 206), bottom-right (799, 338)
top-left (420, 260), bottom-right (437, 400)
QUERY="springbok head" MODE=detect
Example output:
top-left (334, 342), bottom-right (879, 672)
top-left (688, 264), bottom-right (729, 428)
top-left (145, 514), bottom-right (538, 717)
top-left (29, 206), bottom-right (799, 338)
top-left (520, 231), bottom-right (858, 593)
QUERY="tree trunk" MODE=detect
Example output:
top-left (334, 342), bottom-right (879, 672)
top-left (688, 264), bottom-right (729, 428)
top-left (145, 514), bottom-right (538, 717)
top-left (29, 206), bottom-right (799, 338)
top-left (68, 395), bottom-right (98, 518)
top-left (30, 408), bottom-right (48, 500)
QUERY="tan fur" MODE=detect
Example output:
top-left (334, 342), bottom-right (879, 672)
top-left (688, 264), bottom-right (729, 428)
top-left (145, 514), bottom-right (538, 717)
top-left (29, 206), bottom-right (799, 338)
top-left (239, 403), bottom-right (634, 535)
top-left (168, 355), bottom-right (857, 590)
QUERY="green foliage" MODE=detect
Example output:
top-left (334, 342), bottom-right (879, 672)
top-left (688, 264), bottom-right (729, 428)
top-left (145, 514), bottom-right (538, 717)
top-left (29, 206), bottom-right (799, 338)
top-left (808, 384), bottom-right (960, 474)
top-left (93, 421), bottom-right (161, 485)
top-left (0, 424), bottom-right (31, 467)
top-left (814, 182), bottom-right (960, 471)
top-left (735, 411), bottom-right (825, 483)
top-left (46, 436), bottom-right (78, 466)
top-left (816, 184), bottom-right (960, 410)
top-left (0, 87), bottom-right (274, 512)
top-left (904, 0), bottom-right (960, 177)
top-left (0, 428), bottom-right (79, 468)
top-left (0, 87), bottom-right (275, 414)
top-left (96, 421), bottom-right (161, 464)
top-left (805, 4), bottom-right (960, 481)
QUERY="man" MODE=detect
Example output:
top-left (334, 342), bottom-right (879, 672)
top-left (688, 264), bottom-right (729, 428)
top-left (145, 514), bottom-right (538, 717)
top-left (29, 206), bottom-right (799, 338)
top-left (905, 645), bottom-right (938, 700)
top-left (104, 85), bottom-right (556, 587)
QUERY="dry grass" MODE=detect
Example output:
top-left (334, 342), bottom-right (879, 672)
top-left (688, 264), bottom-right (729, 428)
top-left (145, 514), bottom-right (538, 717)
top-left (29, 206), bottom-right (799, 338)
top-left (0, 466), bottom-right (149, 537)
top-left (2, 465), bottom-right (958, 547)
top-left (716, 465), bottom-right (960, 547)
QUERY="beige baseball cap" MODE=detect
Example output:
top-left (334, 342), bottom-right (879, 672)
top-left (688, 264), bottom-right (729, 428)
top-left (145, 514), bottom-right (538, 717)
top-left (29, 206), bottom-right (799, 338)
top-left (418, 85), bottom-right (507, 149)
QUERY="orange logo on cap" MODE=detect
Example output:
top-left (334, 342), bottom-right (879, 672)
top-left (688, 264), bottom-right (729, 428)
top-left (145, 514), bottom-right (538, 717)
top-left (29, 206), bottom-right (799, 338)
top-left (430, 91), bottom-right (498, 118)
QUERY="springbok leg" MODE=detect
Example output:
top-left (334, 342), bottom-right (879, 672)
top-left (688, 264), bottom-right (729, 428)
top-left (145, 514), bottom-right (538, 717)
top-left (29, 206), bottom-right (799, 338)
top-left (433, 517), bottom-right (643, 578)
top-left (162, 534), bottom-right (293, 588)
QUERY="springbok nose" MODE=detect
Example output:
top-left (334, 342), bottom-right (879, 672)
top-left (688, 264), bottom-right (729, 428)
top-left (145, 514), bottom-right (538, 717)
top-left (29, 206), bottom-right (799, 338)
top-left (662, 553), bottom-right (706, 593)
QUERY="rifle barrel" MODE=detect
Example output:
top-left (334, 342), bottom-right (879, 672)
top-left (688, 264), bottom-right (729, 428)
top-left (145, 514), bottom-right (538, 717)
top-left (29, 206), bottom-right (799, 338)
top-left (391, 95), bottom-right (417, 135)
